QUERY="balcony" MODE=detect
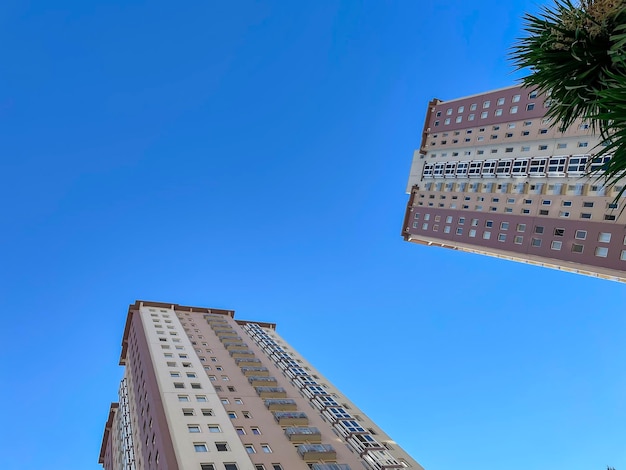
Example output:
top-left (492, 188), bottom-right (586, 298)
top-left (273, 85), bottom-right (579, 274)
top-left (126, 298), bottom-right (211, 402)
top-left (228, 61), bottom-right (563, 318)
top-left (265, 399), bottom-right (298, 411)
top-left (223, 342), bottom-right (248, 350)
top-left (361, 449), bottom-right (402, 470)
top-left (248, 376), bottom-right (278, 386)
top-left (240, 366), bottom-right (269, 377)
top-left (213, 328), bottom-right (235, 334)
top-left (311, 395), bottom-right (340, 411)
top-left (311, 465), bottom-right (351, 470)
top-left (297, 444), bottom-right (336, 461)
top-left (235, 357), bottom-right (261, 366)
top-left (347, 434), bottom-right (384, 455)
top-left (229, 349), bottom-right (255, 358)
top-left (255, 386), bottom-right (287, 398)
top-left (273, 411), bottom-right (309, 425)
top-left (285, 426), bottom-right (321, 443)
top-left (218, 334), bottom-right (241, 341)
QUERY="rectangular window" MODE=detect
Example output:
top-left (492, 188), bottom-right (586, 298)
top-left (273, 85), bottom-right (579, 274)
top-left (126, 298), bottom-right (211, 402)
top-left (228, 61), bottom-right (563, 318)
top-left (261, 444), bottom-right (272, 453)
top-left (581, 213), bottom-right (592, 219)
top-left (188, 425), bottom-right (201, 433)
top-left (531, 238), bottom-right (542, 247)
top-left (178, 395), bottom-right (190, 402)
top-left (183, 409), bottom-right (195, 416)
top-left (498, 234), bottom-right (506, 242)
top-left (572, 244), bottom-right (584, 253)
top-left (483, 231), bottom-right (491, 240)
top-left (208, 425), bottom-right (222, 433)
top-left (514, 236), bottom-right (523, 244)
top-left (194, 443), bottom-right (208, 453)
top-left (469, 229), bottom-right (477, 238)
top-left (551, 241), bottom-right (562, 250)
top-left (595, 247), bottom-right (609, 257)
top-left (575, 230), bottom-right (587, 240)
top-left (598, 232), bottom-right (612, 243)
top-left (201, 465), bottom-right (215, 470)
top-left (500, 222), bottom-right (509, 230)
top-left (216, 442), bottom-right (229, 452)
top-left (245, 445), bottom-right (256, 454)
top-left (196, 396), bottom-right (207, 402)
top-left (202, 409), bottom-right (214, 416)
top-left (605, 214), bottom-right (617, 221)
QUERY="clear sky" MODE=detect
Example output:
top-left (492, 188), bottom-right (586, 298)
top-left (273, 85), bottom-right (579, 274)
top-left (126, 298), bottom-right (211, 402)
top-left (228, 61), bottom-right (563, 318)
top-left (1, 1), bottom-right (625, 469)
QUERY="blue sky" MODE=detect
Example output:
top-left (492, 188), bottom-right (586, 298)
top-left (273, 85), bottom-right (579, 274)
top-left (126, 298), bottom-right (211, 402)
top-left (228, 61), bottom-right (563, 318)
top-left (1, 1), bottom-right (625, 469)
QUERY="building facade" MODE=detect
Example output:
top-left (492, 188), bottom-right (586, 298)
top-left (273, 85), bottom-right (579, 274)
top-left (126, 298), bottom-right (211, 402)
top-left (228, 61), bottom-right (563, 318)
top-left (99, 300), bottom-right (423, 470)
top-left (402, 84), bottom-right (626, 281)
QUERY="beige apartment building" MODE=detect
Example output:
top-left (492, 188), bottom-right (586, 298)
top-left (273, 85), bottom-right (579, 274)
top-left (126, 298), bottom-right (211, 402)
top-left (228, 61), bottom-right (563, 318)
top-left (402, 84), bottom-right (626, 281)
top-left (99, 300), bottom-right (423, 470)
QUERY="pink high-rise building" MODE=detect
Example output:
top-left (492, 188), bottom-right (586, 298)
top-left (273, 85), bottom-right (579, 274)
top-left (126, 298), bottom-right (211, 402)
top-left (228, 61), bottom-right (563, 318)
top-left (402, 85), bottom-right (626, 281)
top-left (99, 300), bottom-right (423, 470)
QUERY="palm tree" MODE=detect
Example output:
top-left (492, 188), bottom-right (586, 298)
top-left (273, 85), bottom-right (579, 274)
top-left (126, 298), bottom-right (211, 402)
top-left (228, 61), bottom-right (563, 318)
top-left (510, 0), bottom-right (626, 198)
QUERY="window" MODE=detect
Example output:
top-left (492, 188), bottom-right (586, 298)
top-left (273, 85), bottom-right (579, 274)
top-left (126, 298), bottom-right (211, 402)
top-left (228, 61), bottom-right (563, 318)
top-left (531, 238), bottom-right (542, 247)
top-left (595, 247), bottom-right (609, 257)
top-left (498, 234), bottom-right (506, 242)
top-left (481, 111), bottom-right (488, 119)
top-left (243, 411), bottom-right (252, 419)
top-left (234, 398), bottom-right (243, 404)
top-left (605, 214), bottom-right (617, 221)
top-left (558, 211), bottom-right (570, 218)
top-left (469, 229), bottom-right (477, 238)
top-left (483, 100), bottom-right (490, 108)
top-left (444, 118), bottom-right (450, 125)
top-left (196, 395), bottom-right (207, 402)
top-left (529, 90), bottom-right (538, 99)
top-left (456, 228), bottom-right (463, 235)
top-left (201, 465), bottom-right (215, 470)
top-left (187, 372), bottom-right (197, 378)
top-left (551, 241), bottom-right (562, 250)
top-left (517, 224), bottom-right (526, 232)
top-left (208, 425), bottom-right (222, 433)
top-left (554, 228), bottom-right (565, 237)
top-left (495, 108), bottom-right (503, 116)
top-left (527, 103), bottom-right (535, 111)
top-left (598, 232), bottom-right (612, 243)
top-left (194, 443), bottom-right (208, 452)
top-left (621, 250), bottom-right (626, 261)
top-left (245, 445), bottom-right (256, 454)
top-left (251, 427), bottom-right (261, 435)
top-left (174, 382), bottom-right (185, 389)
top-left (188, 425), bottom-right (201, 433)
top-left (255, 466), bottom-right (265, 470)
top-left (261, 444), bottom-right (272, 453)
top-left (191, 383), bottom-right (202, 389)
top-left (183, 408), bottom-right (195, 416)
top-left (510, 105), bottom-right (518, 114)
top-left (272, 466), bottom-right (283, 470)
top-left (221, 398), bottom-right (230, 405)
top-left (202, 409), bottom-right (214, 416)
top-left (236, 427), bottom-right (246, 435)
top-left (534, 226), bottom-right (544, 234)
top-left (483, 231), bottom-right (491, 240)
top-left (572, 244), bottom-right (584, 253)
top-left (224, 465), bottom-right (239, 470)
top-left (446, 108), bottom-right (452, 115)
top-left (514, 236), bottom-right (523, 244)
top-left (216, 442), bottom-right (229, 452)
top-left (178, 395), bottom-right (190, 402)
top-left (228, 412), bottom-right (237, 419)
top-left (581, 213), bottom-right (592, 219)
top-left (485, 220), bottom-right (494, 228)
top-left (575, 230), bottom-right (587, 240)
top-left (500, 222), bottom-right (509, 230)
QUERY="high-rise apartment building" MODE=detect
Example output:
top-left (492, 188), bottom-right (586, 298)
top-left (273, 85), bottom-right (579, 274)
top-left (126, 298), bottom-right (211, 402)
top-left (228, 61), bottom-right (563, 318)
top-left (99, 300), bottom-right (422, 470)
top-left (402, 84), bottom-right (626, 281)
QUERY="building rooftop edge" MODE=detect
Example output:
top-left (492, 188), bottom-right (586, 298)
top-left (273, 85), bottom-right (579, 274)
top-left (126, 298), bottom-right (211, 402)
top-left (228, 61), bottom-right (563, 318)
top-left (432, 83), bottom-right (534, 105)
top-left (98, 402), bottom-right (118, 464)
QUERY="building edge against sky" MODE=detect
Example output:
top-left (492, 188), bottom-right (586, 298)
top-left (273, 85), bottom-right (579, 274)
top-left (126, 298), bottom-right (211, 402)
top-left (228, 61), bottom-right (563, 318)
top-left (402, 84), bottom-right (626, 282)
top-left (99, 300), bottom-right (423, 470)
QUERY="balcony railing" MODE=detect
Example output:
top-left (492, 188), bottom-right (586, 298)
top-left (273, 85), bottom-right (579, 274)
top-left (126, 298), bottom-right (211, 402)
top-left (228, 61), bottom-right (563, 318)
top-left (311, 465), bottom-right (351, 470)
top-left (273, 411), bottom-right (309, 425)
top-left (297, 444), bottom-right (336, 461)
top-left (265, 399), bottom-right (297, 411)
top-left (240, 366), bottom-right (269, 377)
top-left (223, 342), bottom-right (248, 350)
top-left (229, 349), bottom-right (255, 358)
top-left (285, 426), bottom-right (321, 443)
top-left (255, 386), bottom-right (287, 398)
top-left (248, 376), bottom-right (278, 386)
